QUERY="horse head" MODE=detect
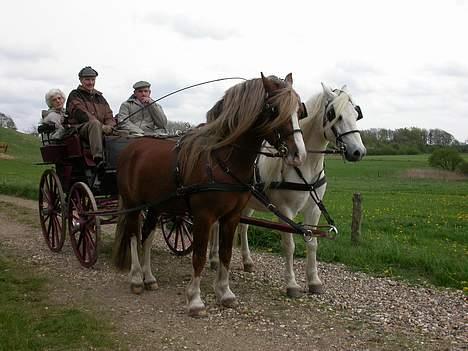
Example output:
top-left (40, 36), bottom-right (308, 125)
top-left (260, 73), bottom-right (306, 166)
top-left (321, 83), bottom-right (366, 161)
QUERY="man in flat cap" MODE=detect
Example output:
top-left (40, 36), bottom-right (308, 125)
top-left (117, 80), bottom-right (167, 136)
top-left (66, 66), bottom-right (115, 168)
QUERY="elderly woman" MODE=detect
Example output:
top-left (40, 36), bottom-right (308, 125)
top-left (42, 88), bottom-right (67, 139)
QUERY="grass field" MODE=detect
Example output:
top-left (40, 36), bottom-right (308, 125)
top-left (249, 154), bottom-right (468, 291)
top-left (0, 254), bottom-right (119, 351)
top-left (0, 128), bottom-right (47, 198)
top-left (1, 127), bottom-right (467, 291)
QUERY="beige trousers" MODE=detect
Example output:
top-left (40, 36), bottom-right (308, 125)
top-left (78, 119), bottom-right (103, 159)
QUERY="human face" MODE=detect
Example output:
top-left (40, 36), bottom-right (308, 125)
top-left (50, 95), bottom-right (64, 109)
top-left (134, 88), bottom-right (151, 103)
top-left (80, 77), bottom-right (96, 92)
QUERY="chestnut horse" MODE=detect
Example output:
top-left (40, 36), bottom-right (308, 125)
top-left (113, 73), bottom-right (306, 317)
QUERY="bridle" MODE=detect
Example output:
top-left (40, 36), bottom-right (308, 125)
top-left (261, 94), bottom-right (303, 157)
top-left (322, 91), bottom-right (363, 153)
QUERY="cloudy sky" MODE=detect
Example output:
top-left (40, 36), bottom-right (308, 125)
top-left (1, 0), bottom-right (467, 142)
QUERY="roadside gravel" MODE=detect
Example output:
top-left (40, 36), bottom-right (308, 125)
top-left (0, 194), bottom-right (466, 351)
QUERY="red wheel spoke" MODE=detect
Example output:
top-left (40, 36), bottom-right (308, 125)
top-left (181, 222), bottom-right (193, 244)
top-left (39, 170), bottom-right (65, 252)
top-left (178, 225), bottom-right (185, 251)
top-left (174, 223), bottom-right (180, 249)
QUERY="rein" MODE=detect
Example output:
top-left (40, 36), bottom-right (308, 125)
top-left (115, 77), bottom-right (247, 128)
top-left (214, 155), bottom-right (336, 240)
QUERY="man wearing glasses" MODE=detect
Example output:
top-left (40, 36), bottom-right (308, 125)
top-left (118, 81), bottom-right (168, 136)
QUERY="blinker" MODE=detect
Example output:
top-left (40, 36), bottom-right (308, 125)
top-left (355, 105), bottom-right (363, 120)
top-left (299, 102), bottom-right (308, 120)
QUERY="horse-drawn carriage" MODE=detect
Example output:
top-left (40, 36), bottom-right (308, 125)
top-left (36, 74), bottom-right (364, 316)
top-left (37, 126), bottom-right (194, 268)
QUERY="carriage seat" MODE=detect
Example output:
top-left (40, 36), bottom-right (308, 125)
top-left (38, 123), bottom-right (62, 145)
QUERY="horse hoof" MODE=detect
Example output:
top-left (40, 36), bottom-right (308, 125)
top-left (210, 261), bottom-right (218, 271)
top-left (286, 287), bottom-right (303, 298)
top-left (188, 306), bottom-right (208, 318)
top-left (243, 263), bottom-right (255, 273)
top-left (221, 297), bottom-right (238, 308)
top-left (308, 284), bottom-right (325, 294)
top-left (144, 281), bottom-right (159, 291)
top-left (131, 283), bottom-right (144, 295)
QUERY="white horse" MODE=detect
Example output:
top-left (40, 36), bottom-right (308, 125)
top-left (209, 83), bottom-right (366, 297)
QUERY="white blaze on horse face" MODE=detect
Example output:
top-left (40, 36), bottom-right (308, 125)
top-left (286, 110), bottom-right (306, 166)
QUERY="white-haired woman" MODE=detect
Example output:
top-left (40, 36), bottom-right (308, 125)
top-left (42, 88), bottom-right (67, 139)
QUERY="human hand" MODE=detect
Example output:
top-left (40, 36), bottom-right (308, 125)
top-left (102, 124), bottom-right (113, 135)
top-left (141, 97), bottom-right (153, 105)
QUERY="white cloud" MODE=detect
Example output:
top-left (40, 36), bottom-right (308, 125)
top-left (0, 0), bottom-right (467, 142)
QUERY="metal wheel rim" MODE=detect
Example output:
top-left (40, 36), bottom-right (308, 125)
top-left (160, 213), bottom-right (193, 256)
top-left (67, 182), bottom-right (100, 267)
top-left (38, 169), bottom-right (66, 252)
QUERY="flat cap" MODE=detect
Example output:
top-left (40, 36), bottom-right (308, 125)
top-left (133, 81), bottom-right (151, 90)
top-left (78, 66), bottom-right (98, 78)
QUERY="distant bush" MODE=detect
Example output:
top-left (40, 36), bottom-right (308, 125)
top-left (428, 148), bottom-right (463, 171)
top-left (457, 160), bottom-right (468, 175)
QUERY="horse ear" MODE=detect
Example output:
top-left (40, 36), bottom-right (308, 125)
top-left (261, 72), bottom-right (275, 94)
top-left (341, 84), bottom-right (347, 92)
top-left (321, 82), bottom-right (333, 98)
top-left (284, 73), bottom-right (293, 85)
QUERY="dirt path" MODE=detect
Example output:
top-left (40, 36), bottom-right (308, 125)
top-left (0, 195), bottom-right (466, 351)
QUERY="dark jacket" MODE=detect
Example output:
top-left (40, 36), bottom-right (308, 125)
top-left (66, 85), bottom-right (115, 127)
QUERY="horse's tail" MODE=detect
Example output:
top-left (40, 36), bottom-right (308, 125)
top-left (113, 196), bottom-right (133, 270)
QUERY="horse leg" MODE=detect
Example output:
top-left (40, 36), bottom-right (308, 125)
top-left (186, 216), bottom-right (213, 317)
top-left (239, 208), bottom-right (254, 272)
top-left (281, 231), bottom-right (302, 297)
top-left (278, 206), bottom-right (302, 297)
top-left (141, 209), bottom-right (158, 290)
top-left (127, 211), bottom-right (145, 294)
top-left (208, 221), bottom-right (219, 270)
top-left (214, 216), bottom-right (238, 308)
top-left (303, 206), bottom-right (324, 294)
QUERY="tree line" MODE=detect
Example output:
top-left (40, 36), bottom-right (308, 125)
top-left (360, 127), bottom-right (467, 155)
top-left (1, 111), bottom-right (467, 155)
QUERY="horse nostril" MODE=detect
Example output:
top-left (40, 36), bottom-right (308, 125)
top-left (353, 150), bottom-right (361, 158)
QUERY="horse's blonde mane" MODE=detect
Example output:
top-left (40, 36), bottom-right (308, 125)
top-left (178, 77), bottom-right (300, 181)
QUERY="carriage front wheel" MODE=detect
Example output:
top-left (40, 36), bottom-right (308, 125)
top-left (160, 213), bottom-right (193, 256)
top-left (38, 169), bottom-right (66, 252)
top-left (67, 182), bottom-right (100, 267)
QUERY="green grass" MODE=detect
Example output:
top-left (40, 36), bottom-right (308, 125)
top-left (0, 128), bottom-right (47, 199)
top-left (247, 154), bottom-right (468, 291)
top-left (1, 128), bottom-right (467, 291)
top-left (0, 254), bottom-right (119, 351)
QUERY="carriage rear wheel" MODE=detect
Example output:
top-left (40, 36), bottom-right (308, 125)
top-left (67, 182), bottom-right (100, 267)
top-left (38, 169), bottom-right (66, 252)
top-left (160, 213), bottom-right (193, 256)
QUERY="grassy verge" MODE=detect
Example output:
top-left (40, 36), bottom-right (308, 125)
top-left (0, 254), bottom-right (120, 351)
top-left (0, 128), bottom-right (47, 200)
top-left (1, 129), bottom-right (467, 291)
top-left (247, 155), bottom-right (467, 291)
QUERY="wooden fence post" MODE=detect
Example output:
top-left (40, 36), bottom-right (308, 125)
top-left (351, 193), bottom-right (362, 244)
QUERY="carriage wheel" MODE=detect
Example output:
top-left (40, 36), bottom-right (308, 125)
top-left (160, 213), bottom-right (193, 256)
top-left (38, 169), bottom-right (66, 252)
top-left (67, 182), bottom-right (100, 267)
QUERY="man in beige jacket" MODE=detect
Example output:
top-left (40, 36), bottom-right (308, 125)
top-left (118, 81), bottom-right (167, 136)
